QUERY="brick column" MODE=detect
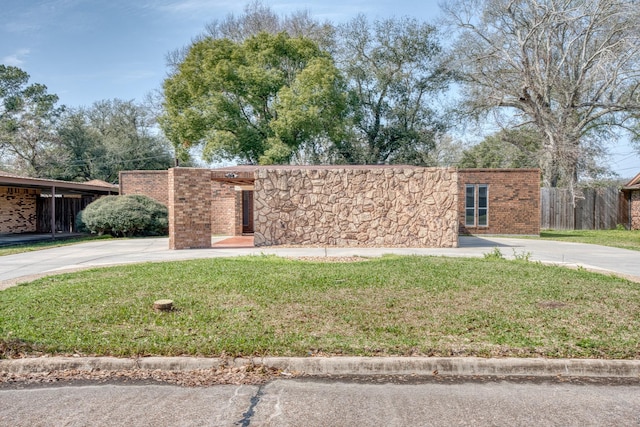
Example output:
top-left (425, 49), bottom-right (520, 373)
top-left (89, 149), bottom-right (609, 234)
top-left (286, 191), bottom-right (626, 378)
top-left (168, 168), bottom-right (212, 249)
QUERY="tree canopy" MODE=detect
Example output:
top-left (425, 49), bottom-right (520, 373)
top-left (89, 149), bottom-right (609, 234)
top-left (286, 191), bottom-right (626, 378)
top-left (0, 65), bottom-right (63, 176)
top-left (161, 32), bottom-right (347, 165)
top-left (162, 10), bottom-right (452, 166)
top-left (53, 99), bottom-right (174, 182)
top-left (335, 15), bottom-right (451, 165)
top-left (443, 0), bottom-right (640, 188)
top-left (458, 128), bottom-right (542, 169)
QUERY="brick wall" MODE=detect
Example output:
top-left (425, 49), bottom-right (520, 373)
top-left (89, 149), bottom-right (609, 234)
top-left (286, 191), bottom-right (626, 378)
top-left (168, 168), bottom-right (212, 249)
top-left (211, 181), bottom-right (238, 235)
top-left (119, 170), bottom-right (169, 206)
top-left (235, 191), bottom-right (243, 236)
top-left (0, 186), bottom-right (39, 234)
top-left (631, 191), bottom-right (640, 231)
top-left (253, 167), bottom-right (459, 248)
top-left (458, 169), bottom-right (540, 235)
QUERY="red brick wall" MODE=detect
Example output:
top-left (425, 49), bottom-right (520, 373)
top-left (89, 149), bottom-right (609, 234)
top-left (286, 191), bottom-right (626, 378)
top-left (458, 169), bottom-right (540, 235)
top-left (0, 187), bottom-right (39, 234)
top-left (168, 168), bottom-right (212, 249)
top-left (235, 191), bottom-right (243, 236)
top-left (211, 181), bottom-right (238, 235)
top-left (631, 191), bottom-right (640, 231)
top-left (119, 170), bottom-right (169, 206)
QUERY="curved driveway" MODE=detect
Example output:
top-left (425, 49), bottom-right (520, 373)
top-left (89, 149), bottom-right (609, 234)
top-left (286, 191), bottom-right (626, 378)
top-left (1, 236), bottom-right (639, 289)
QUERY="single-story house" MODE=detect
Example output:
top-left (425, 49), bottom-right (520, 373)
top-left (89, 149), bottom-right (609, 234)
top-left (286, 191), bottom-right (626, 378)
top-left (622, 172), bottom-right (640, 230)
top-left (0, 171), bottom-right (118, 236)
top-left (120, 166), bottom-right (540, 249)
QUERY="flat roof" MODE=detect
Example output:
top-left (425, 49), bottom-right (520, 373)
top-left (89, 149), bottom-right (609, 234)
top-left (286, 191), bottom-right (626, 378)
top-left (0, 171), bottom-right (119, 195)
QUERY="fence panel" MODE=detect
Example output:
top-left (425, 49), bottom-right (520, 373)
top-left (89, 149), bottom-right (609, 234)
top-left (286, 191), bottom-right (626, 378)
top-left (541, 186), bottom-right (622, 230)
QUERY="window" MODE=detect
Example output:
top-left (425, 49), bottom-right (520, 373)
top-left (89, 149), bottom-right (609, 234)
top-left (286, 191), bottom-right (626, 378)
top-left (465, 184), bottom-right (489, 227)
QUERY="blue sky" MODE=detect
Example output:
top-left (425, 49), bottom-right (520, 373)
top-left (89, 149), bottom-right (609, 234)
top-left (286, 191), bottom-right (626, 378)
top-left (1, 0), bottom-right (637, 177)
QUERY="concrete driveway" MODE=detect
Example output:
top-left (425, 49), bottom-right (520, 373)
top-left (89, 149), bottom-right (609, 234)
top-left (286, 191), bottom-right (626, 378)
top-left (1, 236), bottom-right (639, 289)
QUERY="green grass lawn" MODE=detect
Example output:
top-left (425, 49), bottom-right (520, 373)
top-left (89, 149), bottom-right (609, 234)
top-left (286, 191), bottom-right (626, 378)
top-left (0, 235), bottom-right (113, 257)
top-left (540, 229), bottom-right (640, 251)
top-left (1, 255), bottom-right (639, 359)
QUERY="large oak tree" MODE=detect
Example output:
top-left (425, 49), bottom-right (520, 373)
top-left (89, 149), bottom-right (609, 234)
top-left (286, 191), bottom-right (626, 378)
top-left (443, 0), bottom-right (640, 189)
top-left (161, 32), bottom-right (347, 165)
top-left (336, 15), bottom-right (451, 165)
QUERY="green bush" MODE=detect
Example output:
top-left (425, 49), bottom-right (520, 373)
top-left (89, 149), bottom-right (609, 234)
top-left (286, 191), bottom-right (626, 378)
top-left (77, 195), bottom-right (168, 237)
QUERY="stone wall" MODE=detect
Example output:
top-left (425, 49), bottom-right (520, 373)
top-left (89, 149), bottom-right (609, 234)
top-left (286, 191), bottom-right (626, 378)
top-left (119, 170), bottom-right (169, 206)
top-left (0, 187), bottom-right (39, 234)
top-left (458, 169), bottom-right (540, 235)
top-left (631, 191), bottom-right (640, 231)
top-left (168, 168), bottom-right (212, 249)
top-left (253, 167), bottom-right (458, 248)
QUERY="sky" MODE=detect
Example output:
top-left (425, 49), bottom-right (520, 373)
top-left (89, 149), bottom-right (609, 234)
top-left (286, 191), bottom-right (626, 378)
top-left (1, 0), bottom-right (638, 178)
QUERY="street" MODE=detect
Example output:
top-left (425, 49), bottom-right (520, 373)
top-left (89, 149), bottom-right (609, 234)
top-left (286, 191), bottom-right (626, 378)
top-left (2, 377), bottom-right (640, 426)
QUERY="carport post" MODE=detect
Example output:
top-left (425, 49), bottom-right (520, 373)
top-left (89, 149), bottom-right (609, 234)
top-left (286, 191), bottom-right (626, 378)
top-left (51, 185), bottom-right (56, 239)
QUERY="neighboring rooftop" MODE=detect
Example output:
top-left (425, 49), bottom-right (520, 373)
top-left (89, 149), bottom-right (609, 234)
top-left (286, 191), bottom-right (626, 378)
top-left (622, 172), bottom-right (640, 191)
top-left (0, 171), bottom-right (119, 195)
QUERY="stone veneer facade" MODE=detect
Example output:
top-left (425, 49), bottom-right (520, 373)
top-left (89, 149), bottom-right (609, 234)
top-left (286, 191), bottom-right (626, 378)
top-left (253, 167), bottom-right (459, 248)
top-left (119, 170), bottom-right (169, 206)
top-left (458, 169), bottom-right (540, 235)
top-left (631, 191), bottom-right (640, 231)
top-left (0, 186), bottom-right (39, 234)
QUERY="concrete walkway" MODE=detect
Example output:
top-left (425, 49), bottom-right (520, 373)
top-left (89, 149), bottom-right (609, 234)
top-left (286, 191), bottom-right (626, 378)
top-left (1, 236), bottom-right (639, 289)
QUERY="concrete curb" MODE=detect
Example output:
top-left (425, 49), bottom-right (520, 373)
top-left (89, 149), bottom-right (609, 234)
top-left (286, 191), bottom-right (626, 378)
top-left (2, 356), bottom-right (640, 378)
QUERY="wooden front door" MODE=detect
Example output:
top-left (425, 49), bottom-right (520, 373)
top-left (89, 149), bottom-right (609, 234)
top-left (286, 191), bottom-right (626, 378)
top-left (242, 190), bottom-right (254, 234)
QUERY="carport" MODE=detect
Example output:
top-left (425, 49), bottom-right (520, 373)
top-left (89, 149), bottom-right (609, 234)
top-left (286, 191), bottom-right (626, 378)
top-left (0, 171), bottom-right (118, 238)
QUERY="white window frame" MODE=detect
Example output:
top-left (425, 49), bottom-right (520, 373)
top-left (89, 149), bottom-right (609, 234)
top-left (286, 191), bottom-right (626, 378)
top-left (465, 184), bottom-right (489, 227)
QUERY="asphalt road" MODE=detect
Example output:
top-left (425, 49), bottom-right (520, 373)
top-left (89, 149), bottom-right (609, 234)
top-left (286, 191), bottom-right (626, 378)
top-left (2, 377), bottom-right (640, 426)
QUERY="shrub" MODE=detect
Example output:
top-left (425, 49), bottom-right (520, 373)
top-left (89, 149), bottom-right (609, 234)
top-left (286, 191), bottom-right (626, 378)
top-left (77, 195), bottom-right (168, 237)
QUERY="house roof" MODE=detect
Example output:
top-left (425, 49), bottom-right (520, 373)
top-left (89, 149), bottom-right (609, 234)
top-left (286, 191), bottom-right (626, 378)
top-left (0, 171), bottom-right (119, 195)
top-left (622, 172), bottom-right (640, 192)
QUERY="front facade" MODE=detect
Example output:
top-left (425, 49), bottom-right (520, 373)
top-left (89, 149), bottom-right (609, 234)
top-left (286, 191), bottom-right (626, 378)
top-left (0, 172), bottom-right (118, 235)
top-left (458, 169), bottom-right (540, 235)
top-left (121, 166), bottom-right (540, 249)
top-left (622, 172), bottom-right (640, 230)
top-left (253, 166), bottom-right (458, 248)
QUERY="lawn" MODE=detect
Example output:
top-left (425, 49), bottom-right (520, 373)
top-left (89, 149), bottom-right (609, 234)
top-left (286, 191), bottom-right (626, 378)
top-left (540, 229), bottom-right (640, 251)
top-left (1, 255), bottom-right (639, 359)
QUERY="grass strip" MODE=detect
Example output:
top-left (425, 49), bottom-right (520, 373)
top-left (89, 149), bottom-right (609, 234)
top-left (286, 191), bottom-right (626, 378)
top-left (539, 229), bottom-right (640, 251)
top-left (1, 255), bottom-right (639, 359)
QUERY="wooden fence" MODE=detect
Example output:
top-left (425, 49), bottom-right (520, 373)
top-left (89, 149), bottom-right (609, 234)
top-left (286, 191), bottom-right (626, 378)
top-left (540, 187), bottom-right (629, 230)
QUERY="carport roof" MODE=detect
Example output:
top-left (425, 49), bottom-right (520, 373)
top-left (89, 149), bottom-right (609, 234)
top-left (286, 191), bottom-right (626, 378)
top-left (622, 172), bottom-right (640, 192)
top-left (0, 171), bottom-right (119, 195)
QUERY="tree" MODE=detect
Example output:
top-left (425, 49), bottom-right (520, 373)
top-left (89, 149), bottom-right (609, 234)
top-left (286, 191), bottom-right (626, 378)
top-left (54, 99), bottom-right (174, 183)
top-left (0, 65), bottom-right (63, 176)
top-left (443, 0), bottom-right (640, 189)
top-left (53, 110), bottom-right (104, 181)
top-left (161, 32), bottom-right (348, 164)
top-left (166, 1), bottom-right (335, 74)
top-left (333, 15), bottom-right (451, 165)
top-left (459, 128), bottom-right (542, 168)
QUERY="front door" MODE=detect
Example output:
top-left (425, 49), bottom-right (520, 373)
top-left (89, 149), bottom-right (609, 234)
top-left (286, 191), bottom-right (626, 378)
top-left (242, 190), bottom-right (254, 234)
